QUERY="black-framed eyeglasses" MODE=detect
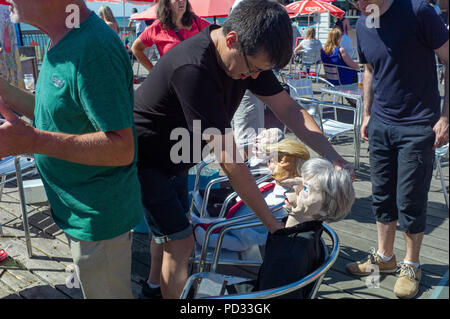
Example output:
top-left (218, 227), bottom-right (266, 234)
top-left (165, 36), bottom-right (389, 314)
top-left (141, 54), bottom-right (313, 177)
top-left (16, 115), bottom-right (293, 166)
top-left (241, 50), bottom-right (274, 76)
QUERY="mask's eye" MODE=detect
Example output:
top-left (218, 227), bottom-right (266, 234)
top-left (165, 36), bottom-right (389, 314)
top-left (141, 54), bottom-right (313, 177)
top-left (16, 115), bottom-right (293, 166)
top-left (303, 185), bottom-right (308, 192)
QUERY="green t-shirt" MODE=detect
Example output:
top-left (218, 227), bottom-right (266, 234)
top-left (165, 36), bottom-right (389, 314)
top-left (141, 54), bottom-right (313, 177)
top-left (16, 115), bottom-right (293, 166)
top-left (33, 13), bottom-right (143, 241)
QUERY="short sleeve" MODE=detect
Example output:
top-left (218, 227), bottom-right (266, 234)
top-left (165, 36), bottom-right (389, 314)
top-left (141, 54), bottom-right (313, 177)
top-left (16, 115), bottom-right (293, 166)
top-left (77, 48), bottom-right (134, 132)
top-left (171, 65), bottom-right (230, 134)
top-left (417, 2), bottom-right (449, 50)
top-left (248, 70), bottom-right (283, 97)
top-left (138, 25), bottom-right (155, 47)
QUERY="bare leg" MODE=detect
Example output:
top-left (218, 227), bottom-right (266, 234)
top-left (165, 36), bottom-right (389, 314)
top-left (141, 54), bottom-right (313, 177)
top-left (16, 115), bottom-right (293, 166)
top-left (403, 232), bottom-right (424, 264)
top-left (148, 238), bottom-right (163, 285)
top-left (160, 234), bottom-right (194, 299)
top-left (376, 220), bottom-right (397, 257)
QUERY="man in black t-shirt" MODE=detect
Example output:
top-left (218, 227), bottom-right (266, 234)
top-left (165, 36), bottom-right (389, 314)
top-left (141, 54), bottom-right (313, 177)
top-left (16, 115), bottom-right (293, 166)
top-left (346, 0), bottom-right (448, 299)
top-left (134, 0), bottom-right (351, 299)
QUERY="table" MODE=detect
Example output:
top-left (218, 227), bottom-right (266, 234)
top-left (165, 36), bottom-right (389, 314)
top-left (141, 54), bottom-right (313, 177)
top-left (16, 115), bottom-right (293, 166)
top-left (320, 83), bottom-right (364, 170)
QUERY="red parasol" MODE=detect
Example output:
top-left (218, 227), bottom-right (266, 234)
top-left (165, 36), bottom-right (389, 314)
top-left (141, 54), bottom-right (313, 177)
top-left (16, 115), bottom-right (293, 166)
top-left (0, 0), bottom-right (9, 5)
top-left (130, 1), bottom-right (297, 21)
top-left (286, 0), bottom-right (345, 18)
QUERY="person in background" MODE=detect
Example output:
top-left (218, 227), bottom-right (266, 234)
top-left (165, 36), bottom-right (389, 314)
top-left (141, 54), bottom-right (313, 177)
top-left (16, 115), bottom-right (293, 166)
top-left (293, 27), bottom-right (322, 64)
top-left (131, 0), bottom-right (210, 72)
top-left (129, 8), bottom-right (147, 37)
top-left (0, 0), bottom-right (143, 299)
top-left (99, 5), bottom-right (120, 34)
top-left (321, 27), bottom-right (359, 86)
top-left (347, 0), bottom-right (448, 299)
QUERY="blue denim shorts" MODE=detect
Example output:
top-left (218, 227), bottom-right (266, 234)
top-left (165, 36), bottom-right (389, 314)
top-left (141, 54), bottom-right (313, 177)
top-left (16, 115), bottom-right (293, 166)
top-left (138, 168), bottom-right (192, 244)
top-left (368, 115), bottom-right (435, 234)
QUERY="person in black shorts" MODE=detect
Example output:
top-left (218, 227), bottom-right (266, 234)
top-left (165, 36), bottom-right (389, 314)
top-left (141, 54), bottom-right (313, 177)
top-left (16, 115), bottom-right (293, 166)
top-left (133, 0), bottom-right (352, 299)
top-left (346, 0), bottom-right (448, 299)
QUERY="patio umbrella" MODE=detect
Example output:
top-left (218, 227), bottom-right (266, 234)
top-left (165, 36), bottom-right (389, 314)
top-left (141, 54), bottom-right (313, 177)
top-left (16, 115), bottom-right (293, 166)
top-left (286, 0), bottom-right (345, 19)
top-left (0, 0), bottom-right (8, 6)
top-left (130, 1), bottom-right (296, 22)
top-left (130, 0), bottom-right (235, 24)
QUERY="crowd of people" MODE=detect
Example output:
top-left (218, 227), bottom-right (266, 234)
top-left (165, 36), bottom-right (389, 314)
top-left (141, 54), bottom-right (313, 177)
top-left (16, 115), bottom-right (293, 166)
top-left (0, 0), bottom-right (448, 301)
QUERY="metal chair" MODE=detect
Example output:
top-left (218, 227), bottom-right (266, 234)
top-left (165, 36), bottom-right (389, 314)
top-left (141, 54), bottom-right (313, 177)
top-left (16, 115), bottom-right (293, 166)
top-left (189, 159), bottom-right (283, 271)
top-left (0, 155), bottom-right (37, 257)
top-left (322, 63), bottom-right (359, 87)
top-left (181, 222), bottom-right (339, 299)
top-left (285, 74), bottom-right (359, 142)
top-left (297, 49), bottom-right (322, 79)
top-left (435, 144), bottom-right (449, 208)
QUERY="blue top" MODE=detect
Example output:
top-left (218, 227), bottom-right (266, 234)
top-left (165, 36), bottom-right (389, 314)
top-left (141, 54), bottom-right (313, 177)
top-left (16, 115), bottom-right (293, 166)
top-left (356, 0), bottom-right (448, 126)
top-left (321, 47), bottom-right (357, 85)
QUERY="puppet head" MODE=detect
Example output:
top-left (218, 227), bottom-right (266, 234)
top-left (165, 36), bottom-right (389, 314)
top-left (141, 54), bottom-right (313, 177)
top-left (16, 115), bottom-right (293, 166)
top-left (283, 158), bottom-right (355, 227)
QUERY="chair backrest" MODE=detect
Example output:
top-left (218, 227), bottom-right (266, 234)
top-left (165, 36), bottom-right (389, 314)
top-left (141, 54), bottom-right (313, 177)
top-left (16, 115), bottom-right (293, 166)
top-left (183, 223), bottom-right (339, 299)
top-left (301, 49), bottom-right (321, 66)
top-left (286, 75), bottom-right (314, 100)
top-left (322, 63), bottom-right (341, 84)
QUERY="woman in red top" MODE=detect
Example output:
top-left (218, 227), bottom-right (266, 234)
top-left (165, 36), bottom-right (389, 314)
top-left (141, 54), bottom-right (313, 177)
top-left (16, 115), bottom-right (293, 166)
top-left (132, 0), bottom-right (210, 72)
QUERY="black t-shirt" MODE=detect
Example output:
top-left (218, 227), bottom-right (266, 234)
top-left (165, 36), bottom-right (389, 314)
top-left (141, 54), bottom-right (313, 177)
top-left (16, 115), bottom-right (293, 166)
top-left (356, 0), bottom-right (448, 126)
top-left (134, 24), bottom-right (283, 175)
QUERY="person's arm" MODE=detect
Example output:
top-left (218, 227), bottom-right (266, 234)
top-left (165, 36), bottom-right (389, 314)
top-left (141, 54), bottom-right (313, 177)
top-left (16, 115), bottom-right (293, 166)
top-left (206, 134), bottom-right (285, 233)
top-left (132, 38), bottom-right (154, 72)
top-left (433, 39), bottom-right (449, 149)
top-left (256, 90), bottom-right (352, 171)
top-left (0, 77), bottom-right (35, 119)
top-left (294, 43), bottom-right (303, 54)
top-left (339, 47), bottom-right (359, 70)
top-left (360, 63), bottom-right (374, 141)
top-left (0, 101), bottom-right (135, 165)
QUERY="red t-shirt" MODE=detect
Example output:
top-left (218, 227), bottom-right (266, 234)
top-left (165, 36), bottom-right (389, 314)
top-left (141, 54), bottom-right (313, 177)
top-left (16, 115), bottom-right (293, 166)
top-left (138, 15), bottom-right (211, 56)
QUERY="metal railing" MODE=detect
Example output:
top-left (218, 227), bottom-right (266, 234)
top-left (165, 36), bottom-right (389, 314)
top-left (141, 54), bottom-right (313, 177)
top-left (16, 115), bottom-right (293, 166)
top-left (20, 27), bottom-right (137, 65)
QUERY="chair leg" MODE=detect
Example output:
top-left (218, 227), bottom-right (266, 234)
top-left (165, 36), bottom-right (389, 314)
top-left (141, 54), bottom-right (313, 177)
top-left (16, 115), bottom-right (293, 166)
top-left (437, 158), bottom-right (449, 208)
top-left (0, 175), bottom-right (5, 202)
top-left (15, 157), bottom-right (33, 258)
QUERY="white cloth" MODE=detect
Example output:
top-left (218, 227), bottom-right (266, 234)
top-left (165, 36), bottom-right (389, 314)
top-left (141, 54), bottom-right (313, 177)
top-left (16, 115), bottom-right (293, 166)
top-left (130, 13), bottom-right (147, 34)
top-left (231, 90), bottom-right (265, 145)
top-left (340, 34), bottom-right (353, 57)
top-left (191, 182), bottom-right (288, 251)
top-left (299, 39), bottom-right (322, 63)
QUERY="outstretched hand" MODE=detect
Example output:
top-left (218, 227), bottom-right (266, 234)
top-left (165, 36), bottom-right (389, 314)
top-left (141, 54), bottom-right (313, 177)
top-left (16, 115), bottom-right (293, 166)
top-left (0, 98), bottom-right (36, 158)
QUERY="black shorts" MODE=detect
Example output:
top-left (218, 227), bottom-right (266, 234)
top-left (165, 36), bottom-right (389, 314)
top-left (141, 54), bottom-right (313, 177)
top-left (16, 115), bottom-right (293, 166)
top-left (138, 168), bottom-right (192, 244)
top-left (368, 115), bottom-right (435, 234)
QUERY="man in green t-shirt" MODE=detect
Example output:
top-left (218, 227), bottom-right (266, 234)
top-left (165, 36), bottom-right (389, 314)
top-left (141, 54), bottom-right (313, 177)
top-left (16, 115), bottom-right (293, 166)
top-left (0, 0), bottom-right (142, 299)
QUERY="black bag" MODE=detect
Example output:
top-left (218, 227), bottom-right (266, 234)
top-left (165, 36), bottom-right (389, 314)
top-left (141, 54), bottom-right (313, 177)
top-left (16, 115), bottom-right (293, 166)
top-left (255, 220), bottom-right (324, 299)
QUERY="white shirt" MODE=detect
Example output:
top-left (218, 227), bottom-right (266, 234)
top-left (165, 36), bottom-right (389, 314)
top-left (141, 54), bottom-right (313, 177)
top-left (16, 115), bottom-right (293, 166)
top-left (340, 34), bottom-right (353, 57)
top-left (130, 13), bottom-right (147, 34)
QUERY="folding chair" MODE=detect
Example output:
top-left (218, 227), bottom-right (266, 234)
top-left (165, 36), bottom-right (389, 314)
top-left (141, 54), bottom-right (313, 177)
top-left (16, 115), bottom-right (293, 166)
top-left (180, 222), bottom-right (339, 299)
top-left (297, 49), bottom-right (322, 79)
top-left (0, 155), bottom-right (38, 257)
top-left (285, 75), bottom-right (358, 141)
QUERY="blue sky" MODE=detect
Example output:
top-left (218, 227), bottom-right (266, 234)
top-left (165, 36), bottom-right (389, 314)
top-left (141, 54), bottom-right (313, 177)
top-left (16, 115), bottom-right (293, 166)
top-left (85, 1), bottom-right (154, 17)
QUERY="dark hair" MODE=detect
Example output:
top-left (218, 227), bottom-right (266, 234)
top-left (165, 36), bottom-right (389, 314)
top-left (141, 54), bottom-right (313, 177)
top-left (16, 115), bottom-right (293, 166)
top-left (131, 8), bottom-right (138, 14)
top-left (222, 0), bottom-right (293, 70)
top-left (157, 0), bottom-right (194, 30)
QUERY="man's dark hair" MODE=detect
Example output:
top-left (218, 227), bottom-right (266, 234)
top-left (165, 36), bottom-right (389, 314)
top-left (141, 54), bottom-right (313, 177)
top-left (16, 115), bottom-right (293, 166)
top-left (157, 0), bottom-right (195, 30)
top-left (131, 8), bottom-right (138, 14)
top-left (223, 0), bottom-right (293, 70)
